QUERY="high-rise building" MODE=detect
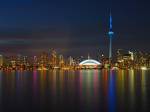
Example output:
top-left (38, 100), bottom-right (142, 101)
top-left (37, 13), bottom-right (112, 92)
top-left (0, 55), bottom-right (3, 67)
top-left (59, 55), bottom-right (64, 67)
top-left (39, 52), bottom-right (48, 67)
top-left (50, 49), bottom-right (57, 67)
top-left (68, 56), bottom-right (74, 66)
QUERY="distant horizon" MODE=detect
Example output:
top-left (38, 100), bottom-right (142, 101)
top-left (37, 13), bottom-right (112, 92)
top-left (0, 48), bottom-right (149, 59)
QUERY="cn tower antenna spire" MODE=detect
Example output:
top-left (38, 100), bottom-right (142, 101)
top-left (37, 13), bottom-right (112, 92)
top-left (109, 10), bottom-right (112, 31)
top-left (108, 10), bottom-right (114, 65)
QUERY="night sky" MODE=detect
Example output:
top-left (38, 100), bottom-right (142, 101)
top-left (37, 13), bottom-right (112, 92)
top-left (0, 0), bottom-right (149, 58)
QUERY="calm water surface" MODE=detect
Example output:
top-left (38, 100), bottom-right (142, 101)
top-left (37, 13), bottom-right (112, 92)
top-left (0, 70), bottom-right (150, 112)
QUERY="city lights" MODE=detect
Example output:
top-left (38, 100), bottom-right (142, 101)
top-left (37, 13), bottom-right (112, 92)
top-left (0, 49), bottom-right (149, 71)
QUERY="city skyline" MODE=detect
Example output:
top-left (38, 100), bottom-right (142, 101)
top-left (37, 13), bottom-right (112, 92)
top-left (0, 0), bottom-right (149, 57)
top-left (0, 1), bottom-right (150, 112)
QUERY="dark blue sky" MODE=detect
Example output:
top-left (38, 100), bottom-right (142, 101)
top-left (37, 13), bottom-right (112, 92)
top-left (0, 0), bottom-right (149, 57)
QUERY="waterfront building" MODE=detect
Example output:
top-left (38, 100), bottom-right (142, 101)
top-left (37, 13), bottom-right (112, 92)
top-left (39, 52), bottom-right (49, 68)
top-left (59, 55), bottom-right (64, 68)
top-left (50, 49), bottom-right (57, 68)
top-left (79, 59), bottom-right (101, 69)
top-left (79, 56), bottom-right (101, 69)
top-left (0, 55), bottom-right (3, 67)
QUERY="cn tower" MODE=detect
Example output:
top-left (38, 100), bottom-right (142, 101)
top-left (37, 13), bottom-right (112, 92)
top-left (108, 12), bottom-right (114, 64)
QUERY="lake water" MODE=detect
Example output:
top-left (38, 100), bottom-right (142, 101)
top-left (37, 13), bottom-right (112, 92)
top-left (0, 70), bottom-right (150, 112)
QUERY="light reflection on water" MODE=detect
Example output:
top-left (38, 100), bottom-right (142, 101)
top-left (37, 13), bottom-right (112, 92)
top-left (0, 69), bottom-right (150, 112)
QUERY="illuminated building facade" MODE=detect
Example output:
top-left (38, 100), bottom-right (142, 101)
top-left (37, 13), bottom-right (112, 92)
top-left (0, 55), bottom-right (3, 67)
top-left (59, 55), bottom-right (64, 68)
top-left (50, 49), bottom-right (57, 68)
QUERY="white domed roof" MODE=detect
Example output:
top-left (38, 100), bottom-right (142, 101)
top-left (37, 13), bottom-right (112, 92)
top-left (79, 59), bottom-right (101, 66)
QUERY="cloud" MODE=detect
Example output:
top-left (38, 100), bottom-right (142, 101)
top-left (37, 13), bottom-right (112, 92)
top-left (0, 39), bottom-right (31, 45)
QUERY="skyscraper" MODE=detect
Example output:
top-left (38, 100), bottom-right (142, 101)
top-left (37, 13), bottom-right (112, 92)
top-left (0, 55), bottom-right (3, 67)
top-left (108, 12), bottom-right (114, 64)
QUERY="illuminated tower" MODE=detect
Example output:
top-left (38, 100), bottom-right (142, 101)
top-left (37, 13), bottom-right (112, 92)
top-left (108, 12), bottom-right (114, 64)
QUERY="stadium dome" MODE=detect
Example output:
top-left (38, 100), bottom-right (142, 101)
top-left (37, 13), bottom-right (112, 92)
top-left (79, 59), bottom-right (101, 68)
